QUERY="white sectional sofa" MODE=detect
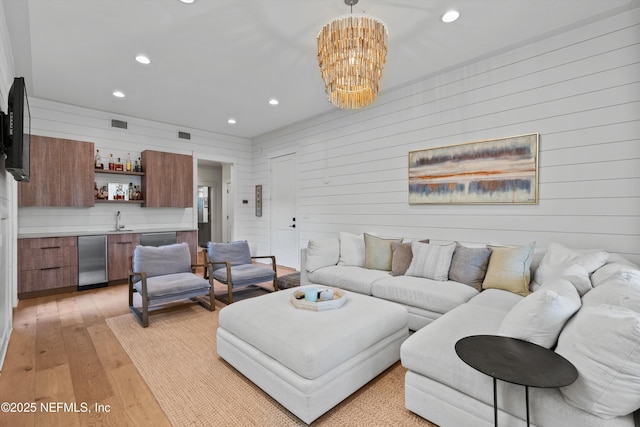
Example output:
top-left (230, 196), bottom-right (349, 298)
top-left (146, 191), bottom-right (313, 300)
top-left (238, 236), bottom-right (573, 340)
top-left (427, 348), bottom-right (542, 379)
top-left (300, 232), bottom-right (640, 427)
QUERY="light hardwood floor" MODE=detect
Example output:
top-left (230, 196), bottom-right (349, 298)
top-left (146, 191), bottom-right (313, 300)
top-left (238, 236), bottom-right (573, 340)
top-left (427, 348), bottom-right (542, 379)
top-left (0, 263), bottom-right (296, 427)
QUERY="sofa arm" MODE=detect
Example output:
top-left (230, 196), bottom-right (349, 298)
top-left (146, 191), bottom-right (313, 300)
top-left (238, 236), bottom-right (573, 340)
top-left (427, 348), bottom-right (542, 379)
top-left (300, 248), bottom-right (311, 286)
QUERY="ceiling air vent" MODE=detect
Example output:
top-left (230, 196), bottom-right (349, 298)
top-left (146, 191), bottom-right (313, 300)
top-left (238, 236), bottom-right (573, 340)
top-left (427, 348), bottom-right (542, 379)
top-left (178, 131), bottom-right (191, 140)
top-left (111, 119), bottom-right (128, 129)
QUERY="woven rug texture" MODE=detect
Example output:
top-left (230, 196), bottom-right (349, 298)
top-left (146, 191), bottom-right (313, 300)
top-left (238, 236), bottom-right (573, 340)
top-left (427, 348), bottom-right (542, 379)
top-left (106, 305), bottom-right (435, 427)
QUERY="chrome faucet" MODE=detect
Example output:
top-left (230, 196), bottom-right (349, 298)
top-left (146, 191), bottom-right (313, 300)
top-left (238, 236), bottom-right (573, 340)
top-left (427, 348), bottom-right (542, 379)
top-left (115, 210), bottom-right (124, 230)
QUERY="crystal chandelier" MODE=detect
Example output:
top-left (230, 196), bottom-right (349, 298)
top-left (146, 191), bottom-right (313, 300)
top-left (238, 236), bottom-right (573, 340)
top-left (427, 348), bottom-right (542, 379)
top-left (317, 0), bottom-right (388, 109)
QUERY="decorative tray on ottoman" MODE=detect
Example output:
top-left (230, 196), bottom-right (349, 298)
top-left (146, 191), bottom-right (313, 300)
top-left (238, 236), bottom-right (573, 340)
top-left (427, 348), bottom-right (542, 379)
top-left (290, 287), bottom-right (347, 311)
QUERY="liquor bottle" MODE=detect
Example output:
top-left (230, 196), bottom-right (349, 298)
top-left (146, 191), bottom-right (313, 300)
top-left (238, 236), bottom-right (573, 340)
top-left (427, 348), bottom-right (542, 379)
top-left (134, 160), bottom-right (140, 172)
top-left (128, 183), bottom-right (134, 200)
top-left (95, 149), bottom-right (102, 169)
top-left (108, 154), bottom-right (115, 170)
top-left (126, 153), bottom-right (132, 171)
top-left (116, 157), bottom-right (124, 171)
top-left (137, 157), bottom-right (143, 172)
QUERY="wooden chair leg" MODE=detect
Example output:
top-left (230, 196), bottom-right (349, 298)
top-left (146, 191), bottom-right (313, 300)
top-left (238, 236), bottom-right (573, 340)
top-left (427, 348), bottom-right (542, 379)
top-left (227, 281), bottom-right (234, 304)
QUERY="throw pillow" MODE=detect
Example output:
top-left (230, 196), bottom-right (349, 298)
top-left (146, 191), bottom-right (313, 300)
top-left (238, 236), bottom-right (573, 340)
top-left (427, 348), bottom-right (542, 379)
top-left (389, 239), bottom-right (430, 276)
top-left (482, 242), bottom-right (535, 296)
top-left (305, 238), bottom-right (340, 273)
top-left (448, 243), bottom-right (491, 291)
top-left (405, 241), bottom-right (456, 281)
top-left (364, 233), bottom-right (402, 271)
top-left (337, 232), bottom-right (365, 267)
top-left (533, 242), bottom-right (609, 288)
top-left (497, 278), bottom-right (581, 348)
top-left (390, 242), bottom-right (413, 276)
top-left (556, 305), bottom-right (640, 419)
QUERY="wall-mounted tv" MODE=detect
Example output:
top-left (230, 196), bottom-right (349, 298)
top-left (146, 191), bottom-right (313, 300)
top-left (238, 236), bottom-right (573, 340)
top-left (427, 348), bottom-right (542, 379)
top-left (3, 77), bottom-right (31, 181)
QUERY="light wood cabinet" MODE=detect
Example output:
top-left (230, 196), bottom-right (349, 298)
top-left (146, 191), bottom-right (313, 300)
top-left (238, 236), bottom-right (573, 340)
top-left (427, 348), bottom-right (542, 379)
top-left (141, 150), bottom-right (193, 208)
top-left (108, 233), bottom-right (140, 282)
top-left (18, 135), bottom-right (94, 207)
top-left (18, 237), bottom-right (78, 297)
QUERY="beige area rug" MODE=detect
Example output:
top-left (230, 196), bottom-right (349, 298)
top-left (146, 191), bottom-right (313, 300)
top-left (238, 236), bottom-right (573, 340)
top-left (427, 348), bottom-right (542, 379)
top-left (106, 305), bottom-right (436, 427)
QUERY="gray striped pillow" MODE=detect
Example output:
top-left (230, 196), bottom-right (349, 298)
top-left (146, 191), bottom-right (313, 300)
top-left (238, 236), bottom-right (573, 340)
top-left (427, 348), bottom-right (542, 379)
top-left (405, 242), bottom-right (456, 281)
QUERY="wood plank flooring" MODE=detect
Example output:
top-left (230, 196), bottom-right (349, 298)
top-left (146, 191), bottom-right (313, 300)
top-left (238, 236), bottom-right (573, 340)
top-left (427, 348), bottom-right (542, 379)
top-left (0, 263), bottom-right (296, 427)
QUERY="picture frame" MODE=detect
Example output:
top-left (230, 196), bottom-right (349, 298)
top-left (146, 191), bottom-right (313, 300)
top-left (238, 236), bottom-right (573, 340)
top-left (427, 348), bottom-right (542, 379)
top-left (408, 133), bottom-right (539, 204)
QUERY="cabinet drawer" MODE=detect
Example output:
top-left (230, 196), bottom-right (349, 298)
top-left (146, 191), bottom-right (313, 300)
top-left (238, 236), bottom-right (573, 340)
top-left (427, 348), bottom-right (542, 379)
top-left (107, 233), bottom-right (140, 245)
top-left (19, 246), bottom-right (78, 271)
top-left (18, 266), bottom-right (78, 293)
top-left (19, 236), bottom-right (77, 249)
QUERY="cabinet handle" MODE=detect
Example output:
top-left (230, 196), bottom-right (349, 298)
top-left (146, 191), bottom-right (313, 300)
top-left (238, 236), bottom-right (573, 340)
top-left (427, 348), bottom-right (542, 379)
top-left (42, 246), bottom-right (61, 250)
top-left (41, 267), bottom-right (61, 271)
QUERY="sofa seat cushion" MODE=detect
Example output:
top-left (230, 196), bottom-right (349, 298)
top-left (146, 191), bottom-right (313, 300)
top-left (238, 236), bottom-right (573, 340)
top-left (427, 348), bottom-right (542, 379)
top-left (134, 272), bottom-right (211, 300)
top-left (466, 288), bottom-right (524, 310)
top-left (307, 265), bottom-right (390, 295)
top-left (401, 301), bottom-right (515, 400)
top-left (211, 264), bottom-right (275, 287)
top-left (371, 275), bottom-right (478, 315)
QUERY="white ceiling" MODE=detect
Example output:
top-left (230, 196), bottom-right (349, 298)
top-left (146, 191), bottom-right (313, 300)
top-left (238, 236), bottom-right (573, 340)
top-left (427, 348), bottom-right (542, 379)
top-left (3, 0), bottom-right (637, 139)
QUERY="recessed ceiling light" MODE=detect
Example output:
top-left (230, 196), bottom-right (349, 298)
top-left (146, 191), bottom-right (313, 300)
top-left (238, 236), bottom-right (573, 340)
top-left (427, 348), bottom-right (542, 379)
top-left (135, 55), bottom-right (151, 65)
top-left (113, 90), bottom-right (125, 98)
top-left (268, 98), bottom-right (279, 106)
top-left (441, 10), bottom-right (460, 23)
top-left (227, 118), bottom-right (237, 125)
top-left (180, 0), bottom-right (195, 4)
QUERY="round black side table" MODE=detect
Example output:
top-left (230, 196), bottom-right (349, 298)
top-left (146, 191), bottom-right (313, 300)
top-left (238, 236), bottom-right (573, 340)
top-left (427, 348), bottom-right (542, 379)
top-left (455, 335), bottom-right (578, 427)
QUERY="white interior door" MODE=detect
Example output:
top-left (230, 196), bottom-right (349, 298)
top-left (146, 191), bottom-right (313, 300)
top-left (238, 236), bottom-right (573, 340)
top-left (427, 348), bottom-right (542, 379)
top-left (270, 153), bottom-right (298, 269)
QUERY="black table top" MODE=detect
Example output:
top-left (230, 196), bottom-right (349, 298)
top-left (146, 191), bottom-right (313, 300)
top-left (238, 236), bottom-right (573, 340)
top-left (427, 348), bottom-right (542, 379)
top-left (455, 335), bottom-right (578, 388)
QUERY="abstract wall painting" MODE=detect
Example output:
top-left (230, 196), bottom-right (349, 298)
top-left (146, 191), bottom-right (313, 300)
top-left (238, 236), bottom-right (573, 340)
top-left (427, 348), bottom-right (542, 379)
top-left (408, 134), bottom-right (539, 204)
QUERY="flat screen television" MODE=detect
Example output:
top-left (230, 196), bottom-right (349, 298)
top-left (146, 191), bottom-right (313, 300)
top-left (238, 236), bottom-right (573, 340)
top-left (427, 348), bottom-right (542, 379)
top-left (3, 77), bottom-right (31, 181)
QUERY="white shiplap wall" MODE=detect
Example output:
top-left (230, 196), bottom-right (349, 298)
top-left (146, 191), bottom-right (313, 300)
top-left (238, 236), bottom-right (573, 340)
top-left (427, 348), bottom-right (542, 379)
top-left (19, 98), bottom-right (254, 238)
top-left (252, 7), bottom-right (640, 266)
top-left (0, 0), bottom-right (16, 368)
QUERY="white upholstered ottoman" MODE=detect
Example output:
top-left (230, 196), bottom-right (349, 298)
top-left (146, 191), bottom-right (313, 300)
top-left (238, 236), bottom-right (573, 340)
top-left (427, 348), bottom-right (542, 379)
top-left (217, 286), bottom-right (409, 424)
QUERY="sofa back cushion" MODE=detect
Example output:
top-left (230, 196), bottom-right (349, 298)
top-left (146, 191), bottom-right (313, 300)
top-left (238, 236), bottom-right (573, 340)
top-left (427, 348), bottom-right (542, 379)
top-left (305, 238), bottom-right (340, 272)
top-left (133, 243), bottom-right (192, 278)
top-left (207, 240), bottom-right (252, 271)
top-left (532, 242), bottom-right (609, 294)
top-left (556, 304), bottom-right (640, 419)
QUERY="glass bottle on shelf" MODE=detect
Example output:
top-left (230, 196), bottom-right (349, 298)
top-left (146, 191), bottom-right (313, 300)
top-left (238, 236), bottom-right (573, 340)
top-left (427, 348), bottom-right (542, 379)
top-left (108, 154), bottom-right (115, 170)
top-left (128, 183), bottom-right (134, 200)
top-left (138, 157), bottom-right (143, 172)
top-left (126, 153), bottom-right (132, 171)
top-left (95, 149), bottom-right (102, 169)
top-left (134, 160), bottom-right (140, 172)
top-left (116, 157), bottom-right (124, 171)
